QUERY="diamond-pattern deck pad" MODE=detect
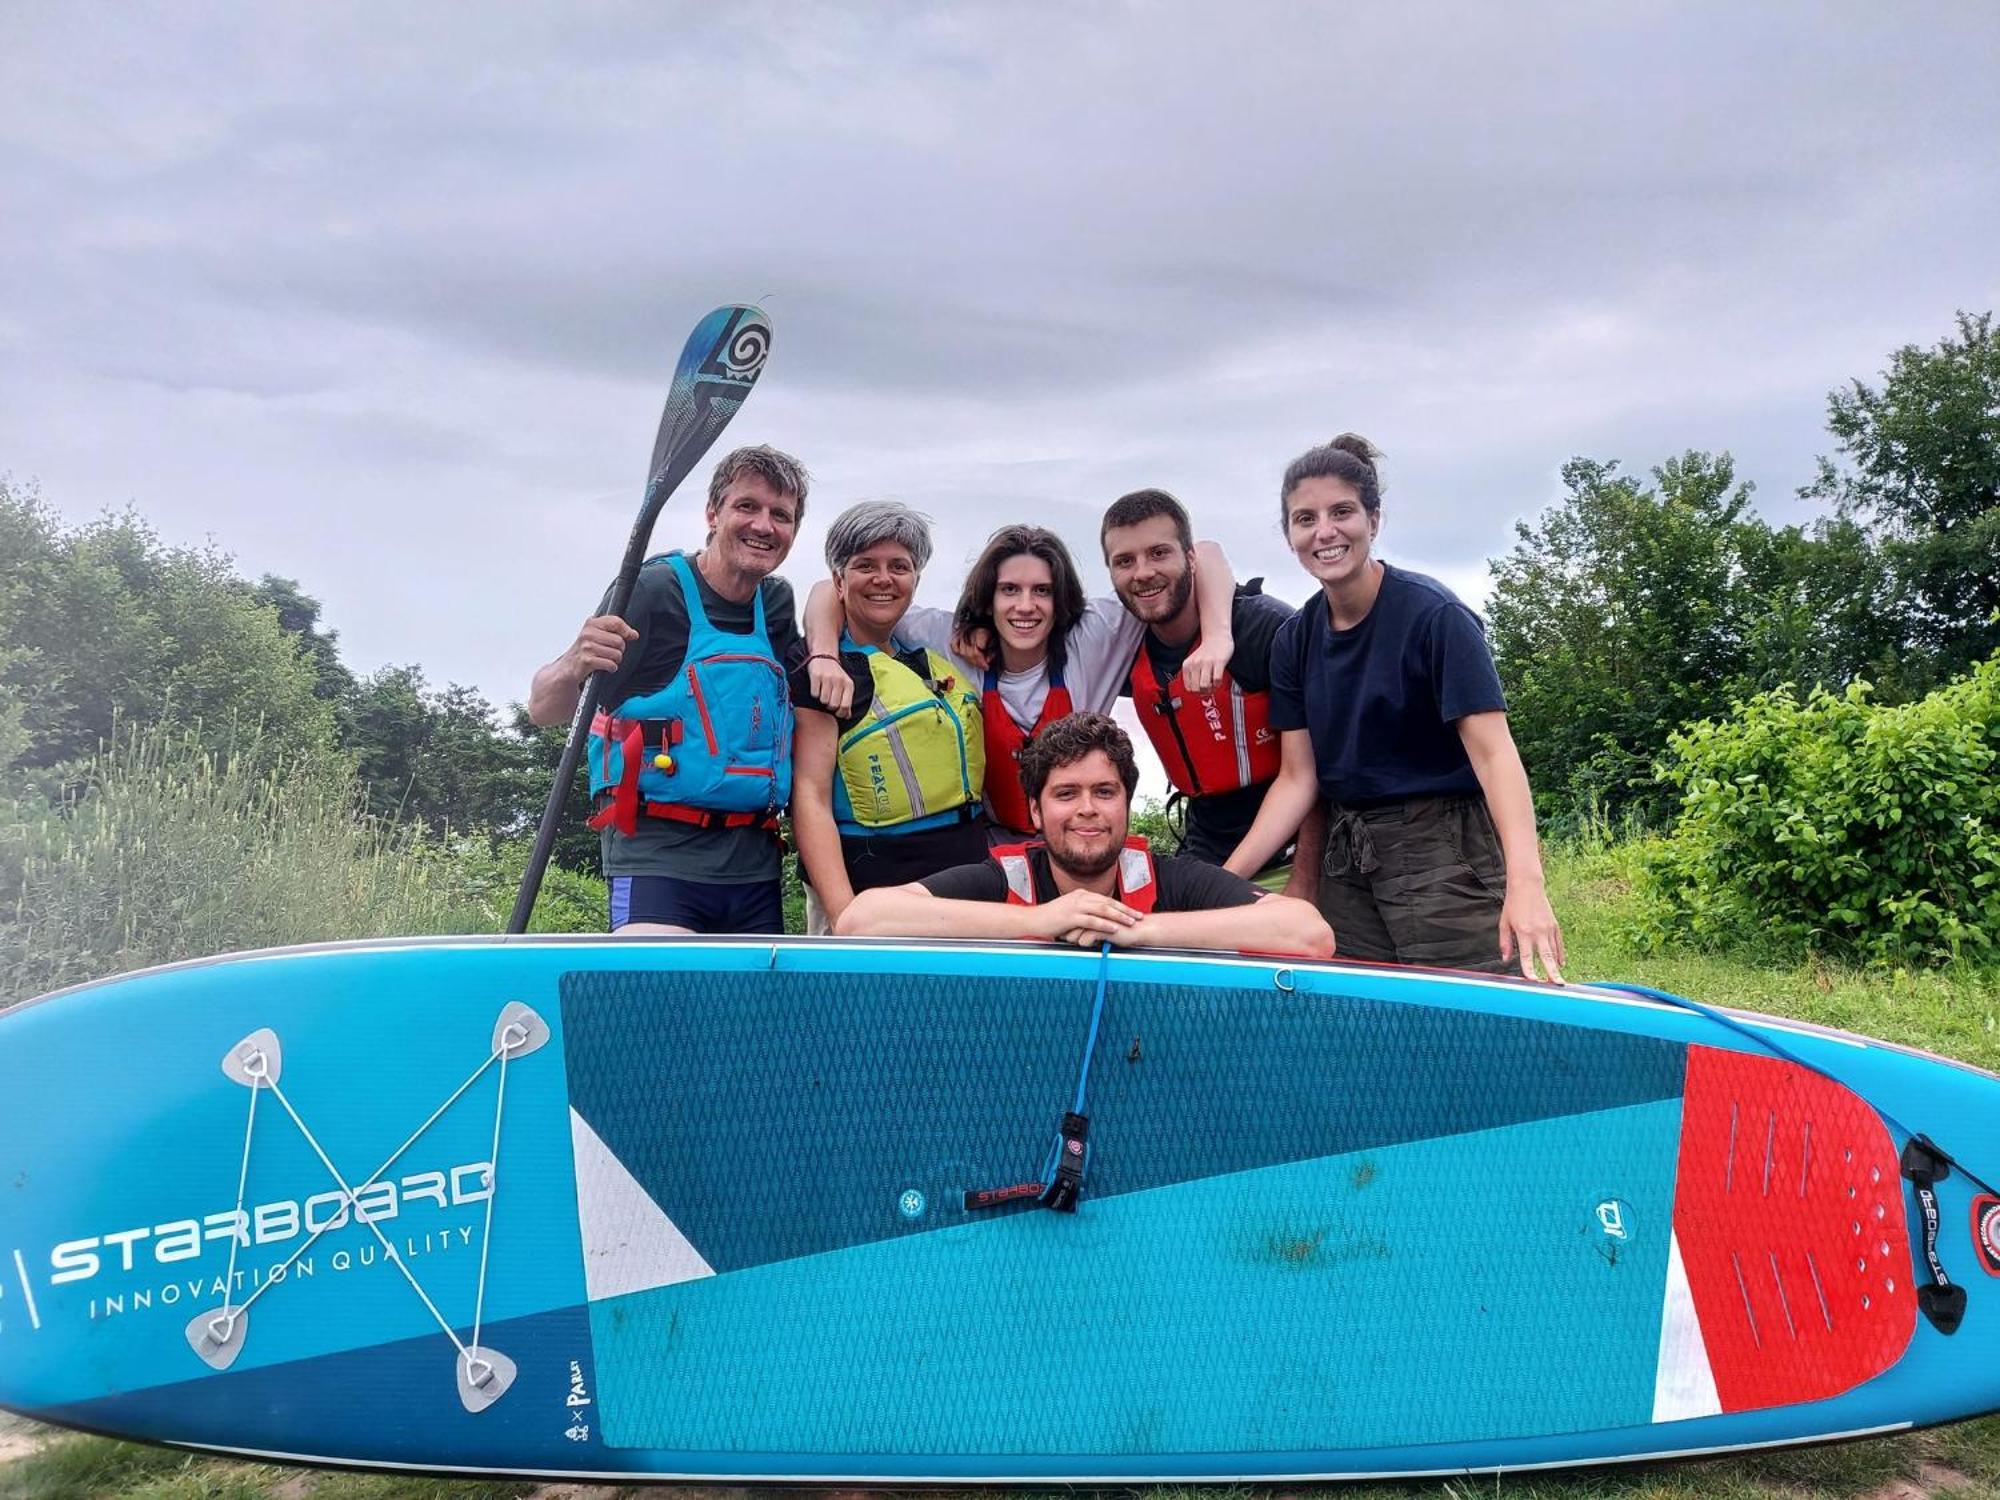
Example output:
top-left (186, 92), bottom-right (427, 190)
top-left (561, 966), bottom-right (1707, 1454)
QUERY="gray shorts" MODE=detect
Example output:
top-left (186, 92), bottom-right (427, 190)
top-left (1314, 795), bottom-right (1509, 973)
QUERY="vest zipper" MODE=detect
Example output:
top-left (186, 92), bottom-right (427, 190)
top-left (878, 715), bottom-right (929, 819)
top-left (684, 666), bottom-right (720, 755)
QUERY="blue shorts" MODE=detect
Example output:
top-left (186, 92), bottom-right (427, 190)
top-left (608, 875), bottom-right (785, 935)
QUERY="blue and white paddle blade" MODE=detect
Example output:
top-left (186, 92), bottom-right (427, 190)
top-left (646, 304), bottom-right (772, 505)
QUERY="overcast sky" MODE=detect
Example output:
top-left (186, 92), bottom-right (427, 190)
top-left (5, 3), bottom-right (1997, 788)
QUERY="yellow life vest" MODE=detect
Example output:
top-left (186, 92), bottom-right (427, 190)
top-left (833, 640), bottom-right (985, 834)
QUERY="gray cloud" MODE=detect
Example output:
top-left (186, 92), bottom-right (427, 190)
top-left (3, 1), bottom-right (1996, 791)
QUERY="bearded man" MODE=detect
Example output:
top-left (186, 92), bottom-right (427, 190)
top-left (836, 712), bottom-right (1331, 957)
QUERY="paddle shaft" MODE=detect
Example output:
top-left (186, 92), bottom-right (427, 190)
top-left (508, 538), bottom-right (662, 934)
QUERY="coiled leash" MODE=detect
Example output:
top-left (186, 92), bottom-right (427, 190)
top-left (966, 941), bottom-right (1115, 1214)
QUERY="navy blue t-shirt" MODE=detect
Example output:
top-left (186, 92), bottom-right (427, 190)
top-left (1269, 563), bottom-right (1507, 808)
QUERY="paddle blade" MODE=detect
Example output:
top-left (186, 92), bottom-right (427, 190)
top-left (645, 304), bottom-right (772, 514)
top-left (505, 303), bottom-right (773, 936)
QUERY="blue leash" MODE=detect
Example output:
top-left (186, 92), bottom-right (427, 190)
top-left (1068, 940), bottom-right (1115, 1117)
top-left (1036, 942), bottom-right (1114, 1212)
top-left (963, 941), bottom-right (1114, 1215)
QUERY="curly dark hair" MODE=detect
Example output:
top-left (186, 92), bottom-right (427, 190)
top-left (953, 525), bottom-right (1087, 673)
top-left (1018, 712), bottom-right (1141, 806)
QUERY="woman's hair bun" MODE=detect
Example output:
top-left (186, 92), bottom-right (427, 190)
top-left (1281, 431), bottom-right (1385, 513)
top-left (1327, 433), bottom-right (1380, 468)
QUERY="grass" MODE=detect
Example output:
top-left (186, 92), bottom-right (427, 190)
top-left (0, 1430), bottom-right (212, 1500)
top-left (1547, 835), bottom-right (2000, 1074)
top-left (0, 724), bottom-right (496, 1006)
top-left (5, 839), bottom-right (1999, 1498)
top-left (0, 724), bottom-right (612, 1010)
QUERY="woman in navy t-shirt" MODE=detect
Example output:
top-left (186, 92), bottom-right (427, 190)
top-left (1224, 435), bottom-right (1565, 981)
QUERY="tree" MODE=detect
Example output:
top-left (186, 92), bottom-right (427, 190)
top-left (507, 705), bottom-right (603, 876)
top-left (252, 574), bottom-right (355, 704)
top-left (0, 482), bottom-right (336, 775)
top-left (1803, 310), bottom-right (2000, 690)
top-left (345, 666), bottom-right (540, 839)
top-left (1486, 453), bottom-right (1769, 820)
top-left (1735, 513), bottom-right (1905, 697)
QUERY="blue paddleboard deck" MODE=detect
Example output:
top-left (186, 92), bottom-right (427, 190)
top-left (1, 937), bottom-right (1996, 1481)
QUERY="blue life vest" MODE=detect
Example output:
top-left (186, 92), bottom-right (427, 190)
top-left (586, 553), bottom-right (792, 837)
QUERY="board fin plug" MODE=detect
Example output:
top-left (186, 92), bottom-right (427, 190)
top-left (457, 1345), bottom-right (518, 1413)
top-left (186, 1307), bottom-right (249, 1370)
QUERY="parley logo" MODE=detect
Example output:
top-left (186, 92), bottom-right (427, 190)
top-left (34, 1160), bottom-right (493, 1289)
top-left (565, 1358), bottom-right (593, 1441)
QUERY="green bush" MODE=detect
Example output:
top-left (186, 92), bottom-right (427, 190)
top-left (449, 838), bottom-right (607, 934)
top-left (1632, 654), bottom-right (2000, 965)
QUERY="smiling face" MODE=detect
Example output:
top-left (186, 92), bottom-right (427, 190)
top-left (992, 553), bottom-right (1056, 661)
top-left (1029, 748), bottom-right (1131, 881)
top-left (1284, 475), bottom-right (1377, 590)
top-left (702, 473), bottom-right (799, 597)
top-left (1103, 514), bottom-right (1195, 632)
top-left (834, 539), bottom-right (918, 644)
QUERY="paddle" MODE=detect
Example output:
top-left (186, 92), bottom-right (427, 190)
top-left (507, 305), bottom-right (773, 933)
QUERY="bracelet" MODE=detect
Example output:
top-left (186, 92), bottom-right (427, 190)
top-left (806, 652), bottom-right (841, 665)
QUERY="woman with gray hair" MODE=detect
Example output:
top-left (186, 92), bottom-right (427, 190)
top-left (790, 500), bottom-right (988, 932)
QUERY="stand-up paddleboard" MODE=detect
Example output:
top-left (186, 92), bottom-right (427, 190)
top-left (2, 936), bottom-right (1996, 1483)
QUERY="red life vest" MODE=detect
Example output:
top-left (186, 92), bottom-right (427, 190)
top-left (1128, 642), bottom-right (1279, 797)
top-left (989, 838), bottom-right (1160, 914)
top-left (981, 665), bottom-right (1074, 833)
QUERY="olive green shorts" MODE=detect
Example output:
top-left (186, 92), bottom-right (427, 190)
top-left (1314, 795), bottom-right (1509, 973)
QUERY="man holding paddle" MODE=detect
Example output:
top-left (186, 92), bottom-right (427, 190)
top-left (528, 445), bottom-right (809, 934)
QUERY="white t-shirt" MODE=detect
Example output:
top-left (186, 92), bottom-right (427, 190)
top-left (897, 597), bottom-right (1146, 729)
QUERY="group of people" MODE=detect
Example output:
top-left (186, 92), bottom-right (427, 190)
top-left (527, 436), bottom-right (1567, 981)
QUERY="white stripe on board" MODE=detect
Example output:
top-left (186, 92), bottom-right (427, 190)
top-left (187, 1421), bottom-right (1915, 1485)
top-left (1653, 1231), bottom-right (1721, 1423)
top-left (11, 1247), bottom-right (41, 1330)
top-left (568, 1107), bottom-right (713, 1302)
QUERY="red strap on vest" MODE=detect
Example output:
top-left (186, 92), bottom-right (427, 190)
top-left (636, 802), bottom-right (780, 833)
top-left (991, 838), bottom-right (1159, 914)
top-left (586, 714), bottom-right (646, 836)
top-left (982, 675), bottom-right (1075, 833)
top-left (587, 712), bottom-right (777, 838)
top-left (590, 791), bottom-right (779, 837)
